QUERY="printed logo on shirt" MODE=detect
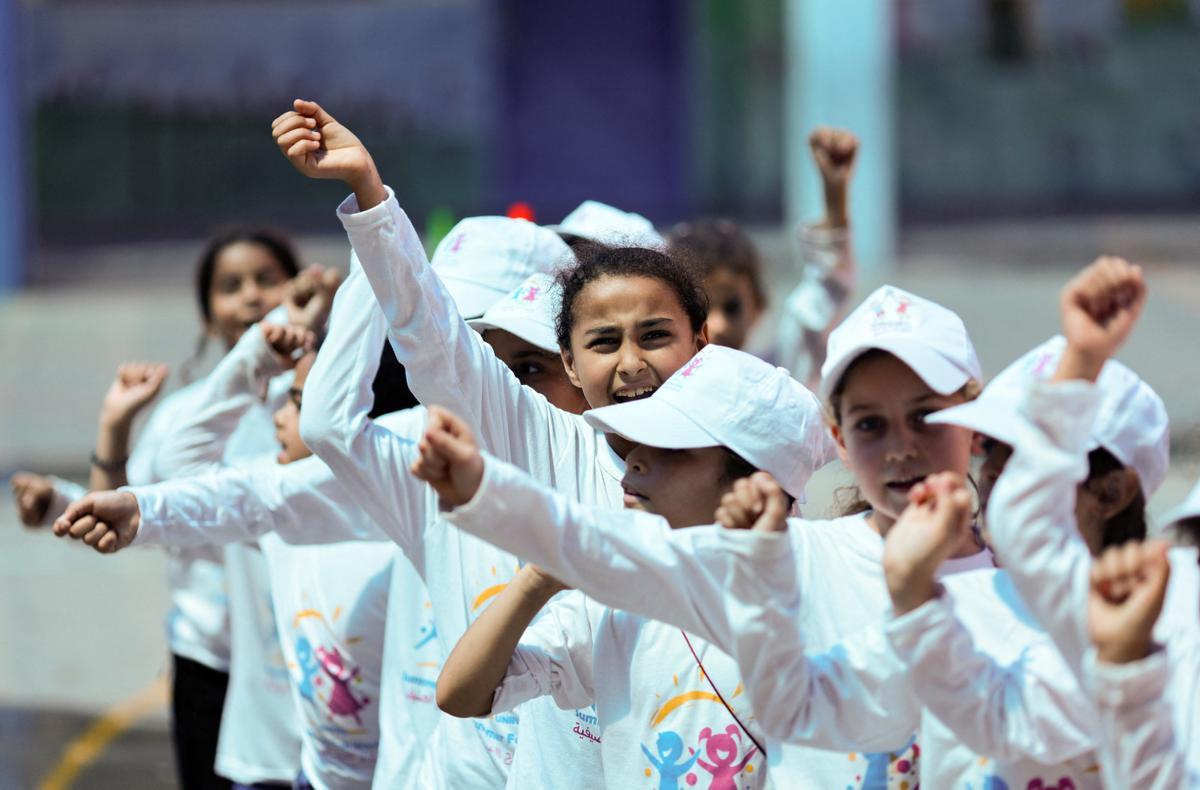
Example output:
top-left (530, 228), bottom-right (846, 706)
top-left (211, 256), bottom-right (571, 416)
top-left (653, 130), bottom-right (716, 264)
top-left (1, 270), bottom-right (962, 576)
top-left (640, 666), bottom-right (763, 789)
top-left (963, 757), bottom-right (1088, 790)
top-left (844, 736), bottom-right (919, 790)
top-left (868, 289), bottom-right (915, 335)
top-left (573, 706), bottom-right (602, 746)
top-left (288, 607), bottom-right (373, 734)
top-left (402, 599), bottom-right (441, 708)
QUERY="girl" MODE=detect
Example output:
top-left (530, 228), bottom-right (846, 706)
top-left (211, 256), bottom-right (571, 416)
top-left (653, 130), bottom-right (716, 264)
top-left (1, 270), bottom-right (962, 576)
top-left (273, 97), bottom-right (710, 786)
top-left (112, 228), bottom-right (308, 790)
top-left (424, 345), bottom-right (833, 789)
top-left (59, 258), bottom-right (591, 788)
top-left (410, 285), bottom-right (997, 787)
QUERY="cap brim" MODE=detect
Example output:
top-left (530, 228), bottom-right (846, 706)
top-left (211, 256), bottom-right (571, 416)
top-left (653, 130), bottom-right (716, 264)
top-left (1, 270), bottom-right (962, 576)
top-left (467, 315), bottom-right (558, 353)
top-left (925, 396), bottom-right (1021, 448)
top-left (441, 276), bottom-right (506, 320)
top-left (1160, 483), bottom-right (1200, 528)
top-left (821, 338), bottom-right (972, 400)
top-left (584, 398), bottom-right (719, 449)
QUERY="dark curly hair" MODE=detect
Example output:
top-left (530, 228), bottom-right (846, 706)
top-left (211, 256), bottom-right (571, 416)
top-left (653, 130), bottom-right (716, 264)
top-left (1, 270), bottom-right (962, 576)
top-left (554, 244), bottom-right (709, 352)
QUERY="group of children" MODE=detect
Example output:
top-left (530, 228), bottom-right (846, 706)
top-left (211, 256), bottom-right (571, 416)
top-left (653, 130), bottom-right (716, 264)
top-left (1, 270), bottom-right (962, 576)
top-left (11, 97), bottom-right (1198, 790)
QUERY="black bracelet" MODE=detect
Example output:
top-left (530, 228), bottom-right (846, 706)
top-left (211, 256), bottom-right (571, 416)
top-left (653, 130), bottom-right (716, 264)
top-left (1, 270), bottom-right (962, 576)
top-left (90, 451), bottom-right (128, 473)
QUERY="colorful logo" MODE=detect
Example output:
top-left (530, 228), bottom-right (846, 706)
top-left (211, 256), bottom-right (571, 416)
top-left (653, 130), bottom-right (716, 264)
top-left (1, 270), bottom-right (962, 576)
top-left (869, 290), bottom-right (916, 334)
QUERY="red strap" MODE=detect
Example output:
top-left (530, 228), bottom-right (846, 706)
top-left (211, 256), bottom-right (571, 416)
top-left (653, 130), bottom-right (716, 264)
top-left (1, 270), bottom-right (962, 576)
top-left (680, 630), bottom-right (767, 759)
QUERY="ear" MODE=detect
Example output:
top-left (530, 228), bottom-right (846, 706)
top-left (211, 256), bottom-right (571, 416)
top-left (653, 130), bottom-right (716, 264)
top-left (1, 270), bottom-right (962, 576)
top-left (695, 321), bottom-right (709, 350)
top-left (560, 347), bottom-right (584, 390)
top-left (970, 432), bottom-right (986, 456)
top-left (830, 423), bottom-right (850, 467)
top-left (1095, 467), bottom-right (1142, 520)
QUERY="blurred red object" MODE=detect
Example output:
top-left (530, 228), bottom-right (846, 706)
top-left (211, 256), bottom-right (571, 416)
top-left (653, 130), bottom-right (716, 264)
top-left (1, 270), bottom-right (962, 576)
top-left (506, 201), bottom-right (536, 222)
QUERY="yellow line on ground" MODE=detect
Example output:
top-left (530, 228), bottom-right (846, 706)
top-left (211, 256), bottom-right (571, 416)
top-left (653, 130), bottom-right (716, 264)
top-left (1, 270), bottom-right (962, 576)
top-left (39, 675), bottom-right (170, 790)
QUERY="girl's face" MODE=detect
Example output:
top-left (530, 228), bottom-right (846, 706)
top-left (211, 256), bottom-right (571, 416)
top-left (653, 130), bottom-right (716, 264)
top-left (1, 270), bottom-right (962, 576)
top-left (273, 353), bottom-right (316, 465)
top-left (562, 275), bottom-right (707, 412)
top-left (483, 329), bottom-right (590, 415)
top-left (703, 267), bottom-right (762, 350)
top-left (832, 353), bottom-right (974, 532)
top-left (208, 241), bottom-right (292, 348)
top-left (621, 445), bottom-right (731, 529)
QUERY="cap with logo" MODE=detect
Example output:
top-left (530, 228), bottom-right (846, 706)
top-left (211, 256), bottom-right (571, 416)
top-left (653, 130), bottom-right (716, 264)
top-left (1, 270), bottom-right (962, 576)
top-left (467, 273), bottom-right (561, 353)
top-left (582, 345), bottom-right (837, 502)
top-left (927, 336), bottom-right (1170, 496)
top-left (430, 217), bottom-right (572, 319)
top-left (819, 285), bottom-right (982, 401)
top-left (548, 201), bottom-right (664, 248)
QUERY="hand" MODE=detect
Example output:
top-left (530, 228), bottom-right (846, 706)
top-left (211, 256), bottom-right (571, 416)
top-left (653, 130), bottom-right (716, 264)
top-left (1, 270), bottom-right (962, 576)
top-left (410, 406), bottom-right (485, 508)
top-left (1088, 539), bottom-right (1170, 664)
top-left (261, 323), bottom-right (316, 369)
top-left (882, 472), bottom-right (974, 615)
top-left (11, 472), bottom-right (54, 527)
top-left (1054, 256), bottom-right (1146, 383)
top-left (271, 99), bottom-right (378, 187)
top-left (715, 472), bottom-right (790, 533)
top-left (809, 127), bottom-right (859, 227)
top-left (284, 264), bottom-right (342, 333)
top-left (100, 362), bottom-right (169, 427)
top-left (52, 490), bottom-right (141, 554)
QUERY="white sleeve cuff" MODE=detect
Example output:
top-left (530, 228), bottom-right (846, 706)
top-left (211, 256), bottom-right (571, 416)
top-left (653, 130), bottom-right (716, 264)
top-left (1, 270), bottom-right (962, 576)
top-left (1023, 379), bottom-right (1102, 453)
top-left (1088, 648), bottom-right (1170, 708)
top-left (337, 185), bottom-right (399, 227)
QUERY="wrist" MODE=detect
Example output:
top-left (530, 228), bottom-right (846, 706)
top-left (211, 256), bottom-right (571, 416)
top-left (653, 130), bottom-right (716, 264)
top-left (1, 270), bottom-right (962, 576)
top-left (822, 184), bottom-right (849, 229)
top-left (346, 160), bottom-right (386, 210)
top-left (885, 562), bottom-right (940, 615)
top-left (515, 567), bottom-right (565, 601)
top-left (99, 410), bottom-right (134, 432)
top-left (1052, 346), bottom-right (1106, 383)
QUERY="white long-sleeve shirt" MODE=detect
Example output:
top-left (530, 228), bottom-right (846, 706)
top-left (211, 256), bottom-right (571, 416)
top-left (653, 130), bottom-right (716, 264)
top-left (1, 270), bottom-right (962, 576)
top-left (984, 379), bottom-right (1200, 788)
top-left (444, 455), bottom-right (1010, 786)
top-left (331, 195), bottom-right (618, 787)
top-left (1087, 641), bottom-right (1200, 788)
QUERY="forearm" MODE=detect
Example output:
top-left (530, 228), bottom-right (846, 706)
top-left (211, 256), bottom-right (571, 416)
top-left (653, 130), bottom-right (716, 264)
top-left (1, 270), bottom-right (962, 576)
top-left (436, 570), bottom-right (558, 718)
top-left (888, 595), bottom-right (1095, 763)
top-left (90, 414), bottom-right (133, 490)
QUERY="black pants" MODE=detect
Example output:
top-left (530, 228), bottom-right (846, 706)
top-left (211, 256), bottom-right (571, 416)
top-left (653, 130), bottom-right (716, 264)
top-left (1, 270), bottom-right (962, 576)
top-left (171, 654), bottom-right (232, 790)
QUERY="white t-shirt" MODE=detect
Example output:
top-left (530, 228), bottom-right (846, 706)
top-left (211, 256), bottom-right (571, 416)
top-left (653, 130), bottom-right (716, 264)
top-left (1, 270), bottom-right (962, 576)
top-left (493, 591), bottom-right (768, 789)
top-left (302, 245), bottom-right (624, 788)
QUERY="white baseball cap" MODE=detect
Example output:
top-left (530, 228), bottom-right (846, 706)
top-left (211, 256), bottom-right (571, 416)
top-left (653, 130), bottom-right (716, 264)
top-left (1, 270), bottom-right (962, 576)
top-left (927, 336), bottom-right (1170, 496)
top-left (467, 273), bottom-right (561, 353)
top-left (1161, 481), bottom-right (1200, 528)
top-left (819, 285), bottom-right (982, 401)
top-left (548, 200), bottom-right (665, 248)
top-left (583, 345), bottom-right (837, 502)
top-left (431, 217), bottom-right (572, 319)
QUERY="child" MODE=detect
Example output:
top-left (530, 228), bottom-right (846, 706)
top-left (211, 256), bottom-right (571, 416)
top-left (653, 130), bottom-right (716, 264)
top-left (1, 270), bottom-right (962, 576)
top-left (1086, 533), bottom-right (1199, 787)
top-left (58, 255), bottom-right (588, 788)
top-left (418, 344), bottom-right (834, 789)
top-left (410, 286), bottom-right (996, 787)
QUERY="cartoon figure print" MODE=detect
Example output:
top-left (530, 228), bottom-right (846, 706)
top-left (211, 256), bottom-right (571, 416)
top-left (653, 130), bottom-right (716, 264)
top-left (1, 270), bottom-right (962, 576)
top-left (292, 636), bottom-right (321, 704)
top-left (696, 725), bottom-right (758, 790)
top-left (847, 736), bottom-right (919, 790)
top-left (315, 645), bottom-right (370, 725)
top-left (641, 730), bottom-right (701, 790)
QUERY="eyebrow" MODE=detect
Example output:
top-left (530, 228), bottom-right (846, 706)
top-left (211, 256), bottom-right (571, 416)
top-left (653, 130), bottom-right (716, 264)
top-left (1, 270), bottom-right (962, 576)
top-left (583, 317), bottom-right (674, 337)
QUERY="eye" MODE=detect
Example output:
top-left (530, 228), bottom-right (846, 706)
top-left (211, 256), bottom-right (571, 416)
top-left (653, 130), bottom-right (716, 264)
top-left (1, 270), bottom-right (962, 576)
top-left (722, 299), bottom-right (743, 319)
top-left (912, 410), bottom-right (936, 428)
top-left (640, 330), bottom-right (670, 343)
top-left (218, 277), bottom-right (241, 294)
top-left (853, 415), bottom-right (883, 432)
top-left (512, 361), bottom-right (545, 380)
top-left (980, 437), bottom-right (999, 453)
top-left (258, 271), bottom-right (284, 287)
top-left (586, 337), bottom-right (619, 351)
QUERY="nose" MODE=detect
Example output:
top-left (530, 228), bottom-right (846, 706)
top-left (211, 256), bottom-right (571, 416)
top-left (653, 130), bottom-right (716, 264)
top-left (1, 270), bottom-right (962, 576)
top-left (624, 447), bottom-right (649, 476)
top-left (883, 423), bottom-right (918, 464)
top-left (273, 407), bottom-right (286, 428)
top-left (615, 341), bottom-right (647, 379)
top-left (241, 279), bottom-right (264, 307)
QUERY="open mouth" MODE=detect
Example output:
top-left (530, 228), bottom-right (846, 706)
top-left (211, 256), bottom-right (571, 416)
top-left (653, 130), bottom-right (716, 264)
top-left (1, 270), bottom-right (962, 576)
top-left (611, 386), bottom-right (657, 404)
top-left (885, 476), bottom-right (925, 494)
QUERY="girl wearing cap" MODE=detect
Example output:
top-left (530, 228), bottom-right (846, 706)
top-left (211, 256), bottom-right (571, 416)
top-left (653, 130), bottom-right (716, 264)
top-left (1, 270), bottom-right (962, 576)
top-left (56, 261), bottom-right (596, 788)
top-left (1084, 507), bottom-right (1199, 787)
top-left (423, 345), bottom-right (837, 790)
top-left (411, 286), bottom-right (1076, 787)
